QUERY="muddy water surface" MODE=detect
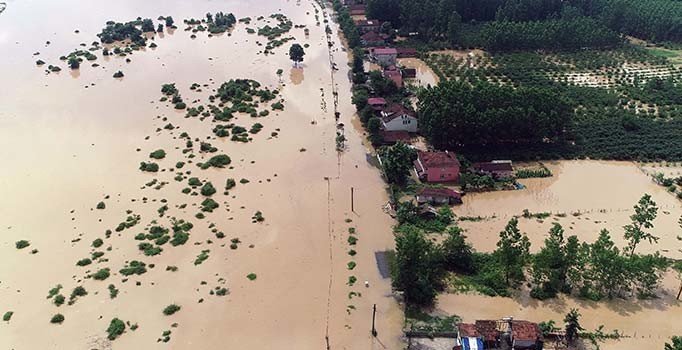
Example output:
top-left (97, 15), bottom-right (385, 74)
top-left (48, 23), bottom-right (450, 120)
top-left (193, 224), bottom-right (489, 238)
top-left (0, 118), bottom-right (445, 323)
top-left (0, 1), bottom-right (403, 349)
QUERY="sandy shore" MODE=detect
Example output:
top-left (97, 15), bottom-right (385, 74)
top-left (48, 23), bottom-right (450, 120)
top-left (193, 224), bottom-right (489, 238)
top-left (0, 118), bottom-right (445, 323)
top-left (0, 0), bottom-right (403, 349)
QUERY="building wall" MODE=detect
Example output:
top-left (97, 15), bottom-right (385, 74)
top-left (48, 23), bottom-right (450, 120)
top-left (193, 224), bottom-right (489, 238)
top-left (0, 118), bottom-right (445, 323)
top-left (383, 115), bottom-right (418, 132)
top-left (425, 165), bottom-right (460, 182)
top-left (375, 54), bottom-right (397, 66)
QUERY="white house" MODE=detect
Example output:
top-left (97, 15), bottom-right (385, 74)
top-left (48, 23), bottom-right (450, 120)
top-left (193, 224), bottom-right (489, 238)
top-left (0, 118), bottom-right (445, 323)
top-left (380, 103), bottom-right (418, 133)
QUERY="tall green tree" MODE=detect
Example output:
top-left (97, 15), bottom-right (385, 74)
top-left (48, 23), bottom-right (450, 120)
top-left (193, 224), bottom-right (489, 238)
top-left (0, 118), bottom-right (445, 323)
top-left (564, 308), bottom-right (583, 345)
top-left (531, 224), bottom-right (580, 299)
top-left (624, 194), bottom-right (658, 256)
top-left (379, 142), bottom-right (416, 185)
top-left (289, 43), bottom-right (305, 67)
top-left (392, 225), bottom-right (444, 306)
top-left (495, 217), bottom-right (530, 285)
top-left (441, 226), bottom-right (474, 273)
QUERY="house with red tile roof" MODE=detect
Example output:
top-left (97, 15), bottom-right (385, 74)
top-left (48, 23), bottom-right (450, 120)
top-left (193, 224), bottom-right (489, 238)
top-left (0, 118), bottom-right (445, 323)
top-left (349, 4), bottom-right (366, 15)
top-left (380, 103), bottom-right (417, 132)
top-left (360, 31), bottom-right (388, 46)
top-left (414, 150), bottom-right (460, 183)
top-left (383, 68), bottom-right (403, 88)
top-left (367, 97), bottom-right (387, 111)
top-left (378, 130), bottom-right (410, 145)
top-left (472, 160), bottom-right (514, 179)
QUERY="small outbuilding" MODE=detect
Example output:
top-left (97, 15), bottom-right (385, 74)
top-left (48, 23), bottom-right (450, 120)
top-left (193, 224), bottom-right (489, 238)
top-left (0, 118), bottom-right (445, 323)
top-left (416, 187), bottom-right (462, 205)
top-left (472, 160), bottom-right (514, 179)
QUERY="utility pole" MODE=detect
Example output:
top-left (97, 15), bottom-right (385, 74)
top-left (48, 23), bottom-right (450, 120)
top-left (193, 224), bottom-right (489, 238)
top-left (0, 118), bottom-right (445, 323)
top-left (351, 187), bottom-right (354, 212)
top-left (371, 304), bottom-right (377, 337)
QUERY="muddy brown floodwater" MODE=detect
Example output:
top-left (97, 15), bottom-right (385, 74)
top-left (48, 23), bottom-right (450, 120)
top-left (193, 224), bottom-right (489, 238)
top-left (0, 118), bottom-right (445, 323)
top-left (0, 0), bottom-right (403, 349)
top-left (447, 160), bottom-right (682, 349)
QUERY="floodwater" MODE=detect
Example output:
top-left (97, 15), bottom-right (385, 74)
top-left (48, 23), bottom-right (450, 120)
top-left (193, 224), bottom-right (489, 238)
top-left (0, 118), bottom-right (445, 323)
top-left (455, 161), bottom-right (682, 258)
top-left (397, 57), bottom-right (439, 87)
top-left (446, 160), bottom-right (682, 349)
top-left (0, 0), bottom-right (403, 349)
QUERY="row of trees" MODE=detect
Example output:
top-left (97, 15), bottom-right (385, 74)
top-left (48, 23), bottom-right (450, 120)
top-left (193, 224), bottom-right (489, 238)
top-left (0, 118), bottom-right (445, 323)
top-left (366, 0), bottom-right (682, 47)
top-left (417, 80), bottom-right (572, 150)
top-left (391, 194), bottom-right (674, 306)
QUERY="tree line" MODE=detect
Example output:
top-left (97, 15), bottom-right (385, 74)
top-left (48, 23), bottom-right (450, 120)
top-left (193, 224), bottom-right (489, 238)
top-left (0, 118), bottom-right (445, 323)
top-left (417, 80), bottom-right (571, 151)
top-left (365, 0), bottom-right (682, 49)
top-left (391, 194), bottom-right (675, 306)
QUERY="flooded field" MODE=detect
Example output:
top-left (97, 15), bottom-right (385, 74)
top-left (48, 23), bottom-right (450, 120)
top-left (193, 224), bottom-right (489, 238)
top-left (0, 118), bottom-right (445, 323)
top-left (455, 160), bottom-right (682, 258)
top-left (0, 0), bottom-right (403, 349)
top-left (446, 160), bottom-right (682, 349)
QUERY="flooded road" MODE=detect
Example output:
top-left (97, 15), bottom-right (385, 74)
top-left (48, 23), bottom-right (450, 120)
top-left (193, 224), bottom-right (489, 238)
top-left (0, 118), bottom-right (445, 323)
top-left (0, 0), bottom-right (403, 349)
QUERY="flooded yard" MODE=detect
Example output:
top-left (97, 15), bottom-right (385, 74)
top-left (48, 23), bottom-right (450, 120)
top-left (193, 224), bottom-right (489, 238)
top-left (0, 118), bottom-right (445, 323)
top-left (455, 160), bottom-right (682, 258)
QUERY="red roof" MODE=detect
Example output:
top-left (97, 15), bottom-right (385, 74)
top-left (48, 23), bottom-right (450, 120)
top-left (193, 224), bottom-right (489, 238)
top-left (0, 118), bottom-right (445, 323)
top-left (417, 187), bottom-right (461, 199)
top-left (379, 130), bottom-right (410, 143)
top-left (397, 47), bottom-right (418, 57)
top-left (418, 150), bottom-right (460, 168)
top-left (367, 97), bottom-right (387, 106)
top-left (383, 69), bottom-right (403, 87)
top-left (372, 47), bottom-right (397, 56)
top-left (381, 103), bottom-right (414, 122)
top-left (349, 4), bottom-right (366, 15)
top-left (512, 320), bottom-right (541, 341)
top-left (474, 320), bottom-right (499, 342)
top-left (361, 31), bottom-right (387, 42)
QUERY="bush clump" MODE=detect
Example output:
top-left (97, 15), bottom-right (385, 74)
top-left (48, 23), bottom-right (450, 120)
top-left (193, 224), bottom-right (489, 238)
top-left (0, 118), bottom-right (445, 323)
top-left (15, 240), bottom-right (30, 249)
top-left (201, 154), bottom-right (231, 169)
top-left (139, 162), bottom-right (159, 172)
top-left (119, 260), bottom-right (147, 276)
top-left (50, 314), bottom-right (65, 324)
top-left (163, 304), bottom-right (181, 315)
top-left (149, 149), bottom-right (166, 159)
top-left (106, 318), bottom-right (126, 340)
top-left (92, 268), bottom-right (111, 281)
top-left (113, 71), bottom-right (124, 78)
top-left (200, 182), bottom-right (216, 196)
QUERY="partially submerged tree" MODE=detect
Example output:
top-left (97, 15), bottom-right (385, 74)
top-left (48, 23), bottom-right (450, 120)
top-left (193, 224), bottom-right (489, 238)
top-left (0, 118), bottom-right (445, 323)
top-left (289, 43), bottom-right (305, 67)
top-left (564, 308), bottom-right (583, 345)
top-left (392, 225), bottom-right (444, 306)
top-left (495, 217), bottom-right (530, 285)
top-left (623, 194), bottom-right (658, 256)
top-left (378, 142), bottom-right (416, 185)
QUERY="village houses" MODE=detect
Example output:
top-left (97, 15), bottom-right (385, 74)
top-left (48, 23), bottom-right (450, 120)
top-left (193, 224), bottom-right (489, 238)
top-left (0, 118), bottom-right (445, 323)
top-left (414, 150), bottom-right (461, 183)
top-left (380, 103), bottom-right (418, 133)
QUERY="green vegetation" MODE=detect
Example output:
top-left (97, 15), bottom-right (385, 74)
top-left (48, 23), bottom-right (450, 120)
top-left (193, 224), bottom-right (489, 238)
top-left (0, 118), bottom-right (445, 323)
top-left (76, 258), bottom-right (92, 266)
top-left (113, 70), bottom-right (124, 78)
top-left (92, 268), bottom-right (111, 281)
top-left (391, 194), bottom-right (670, 306)
top-left (15, 240), bottom-right (30, 249)
top-left (3, 311), bottom-right (13, 322)
top-left (149, 149), bottom-right (166, 159)
top-left (119, 260), bottom-right (147, 276)
top-left (139, 162), bottom-right (159, 172)
top-left (92, 238), bottom-right (103, 248)
top-left (200, 182), bottom-right (216, 196)
top-left (200, 198), bottom-right (219, 212)
top-left (194, 250), bottom-right (210, 265)
top-left (96, 201), bottom-right (106, 209)
top-left (108, 284), bottom-right (119, 299)
top-left (247, 273), bottom-right (257, 281)
top-left (50, 314), bottom-right (65, 324)
top-left (201, 154), bottom-right (231, 169)
top-left (106, 318), bottom-right (126, 340)
top-left (378, 142), bottom-right (416, 185)
top-left (289, 43), bottom-right (305, 66)
top-left (162, 304), bottom-right (181, 315)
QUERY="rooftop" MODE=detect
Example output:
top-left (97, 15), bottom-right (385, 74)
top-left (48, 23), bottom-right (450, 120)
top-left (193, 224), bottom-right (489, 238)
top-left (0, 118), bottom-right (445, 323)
top-left (418, 150), bottom-right (460, 168)
top-left (372, 47), bottom-right (398, 55)
top-left (473, 161), bottom-right (513, 172)
top-left (381, 103), bottom-right (414, 122)
top-left (417, 187), bottom-right (461, 199)
top-left (367, 97), bottom-right (387, 105)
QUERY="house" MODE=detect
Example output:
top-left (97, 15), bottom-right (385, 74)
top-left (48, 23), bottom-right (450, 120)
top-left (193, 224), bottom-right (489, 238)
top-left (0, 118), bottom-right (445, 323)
top-left (380, 103), bottom-right (417, 132)
top-left (472, 160), bottom-right (514, 179)
top-left (355, 19), bottom-right (382, 33)
top-left (416, 187), bottom-right (462, 205)
top-left (378, 130), bottom-right (410, 145)
top-left (367, 97), bottom-right (387, 111)
top-left (456, 319), bottom-right (543, 350)
top-left (360, 31), bottom-right (388, 46)
top-left (396, 47), bottom-right (418, 58)
top-left (414, 150), bottom-right (460, 183)
top-left (383, 68), bottom-right (403, 88)
top-left (370, 47), bottom-right (397, 66)
top-left (349, 4), bottom-right (366, 16)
